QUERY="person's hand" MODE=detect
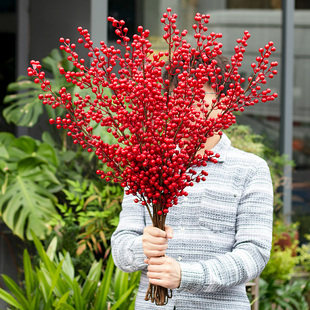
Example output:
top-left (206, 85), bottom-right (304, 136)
top-left (144, 256), bottom-right (181, 289)
top-left (142, 225), bottom-right (173, 258)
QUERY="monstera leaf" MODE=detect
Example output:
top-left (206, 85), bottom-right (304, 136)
top-left (0, 175), bottom-right (58, 240)
top-left (2, 49), bottom-right (76, 127)
top-left (2, 78), bottom-right (43, 127)
top-left (0, 133), bottom-right (60, 240)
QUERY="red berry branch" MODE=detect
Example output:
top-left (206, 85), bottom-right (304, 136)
top-left (27, 7), bottom-right (278, 305)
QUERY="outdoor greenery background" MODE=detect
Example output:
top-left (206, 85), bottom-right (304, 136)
top-left (0, 49), bottom-right (310, 309)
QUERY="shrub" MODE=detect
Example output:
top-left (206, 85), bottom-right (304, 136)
top-left (0, 233), bottom-right (140, 310)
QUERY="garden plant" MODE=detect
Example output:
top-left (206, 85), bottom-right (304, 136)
top-left (0, 232), bottom-right (140, 310)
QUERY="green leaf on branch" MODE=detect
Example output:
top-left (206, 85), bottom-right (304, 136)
top-left (42, 49), bottom-right (75, 86)
top-left (23, 250), bottom-right (35, 301)
top-left (10, 135), bottom-right (37, 156)
top-left (0, 288), bottom-right (23, 310)
top-left (3, 78), bottom-right (43, 127)
top-left (0, 134), bottom-right (61, 240)
top-left (0, 176), bottom-right (57, 240)
top-left (0, 143), bottom-right (9, 159)
top-left (2, 275), bottom-right (30, 309)
top-left (0, 242), bottom-right (140, 309)
top-left (3, 48), bottom-right (77, 128)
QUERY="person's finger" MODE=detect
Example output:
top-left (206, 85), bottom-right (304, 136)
top-left (147, 271), bottom-right (162, 279)
top-left (146, 226), bottom-right (167, 238)
top-left (148, 257), bottom-right (166, 265)
top-left (147, 243), bottom-right (167, 251)
top-left (144, 251), bottom-right (163, 258)
top-left (147, 264), bottom-right (164, 272)
top-left (142, 243), bottom-right (168, 257)
top-left (143, 235), bottom-right (167, 245)
top-left (148, 278), bottom-right (166, 287)
top-left (165, 225), bottom-right (173, 239)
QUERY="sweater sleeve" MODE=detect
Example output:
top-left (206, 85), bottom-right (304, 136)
top-left (178, 160), bottom-right (273, 293)
top-left (111, 193), bottom-right (148, 273)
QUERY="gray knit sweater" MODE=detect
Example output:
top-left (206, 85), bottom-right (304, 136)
top-left (111, 133), bottom-right (273, 309)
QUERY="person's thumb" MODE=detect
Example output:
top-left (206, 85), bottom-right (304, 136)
top-left (165, 225), bottom-right (173, 239)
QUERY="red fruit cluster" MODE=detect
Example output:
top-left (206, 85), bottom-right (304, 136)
top-left (27, 8), bottom-right (278, 222)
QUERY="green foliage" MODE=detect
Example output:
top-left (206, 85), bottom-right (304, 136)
top-left (45, 179), bottom-right (123, 271)
top-left (2, 77), bottom-right (43, 127)
top-left (0, 48), bottom-right (117, 242)
top-left (0, 233), bottom-right (140, 310)
top-left (0, 133), bottom-right (59, 240)
top-left (259, 220), bottom-right (310, 308)
top-left (259, 278), bottom-right (310, 310)
top-left (261, 246), bottom-right (299, 282)
top-left (0, 113), bottom-right (116, 244)
top-left (109, 267), bottom-right (141, 310)
top-left (2, 49), bottom-right (76, 127)
top-left (298, 234), bottom-right (310, 273)
top-left (261, 220), bottom-right (300, 282)
top-left (225, 124), bottom-right (265, 157)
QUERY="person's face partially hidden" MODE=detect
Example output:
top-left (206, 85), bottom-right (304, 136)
top-left (191, 84), bottom-right (221, 120)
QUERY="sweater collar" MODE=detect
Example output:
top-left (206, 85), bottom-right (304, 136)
top-left (211, 133), bottom-right (231, 163)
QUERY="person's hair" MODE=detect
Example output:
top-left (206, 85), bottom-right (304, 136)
top-left (163, 54), bottom-right (231, 99)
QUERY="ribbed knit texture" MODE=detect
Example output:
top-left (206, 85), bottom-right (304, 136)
top-left (111, 133), bottom-right (273, 309)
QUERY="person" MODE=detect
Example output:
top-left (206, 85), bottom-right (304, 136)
top-left (111, 55), bottom-right (273, 309)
